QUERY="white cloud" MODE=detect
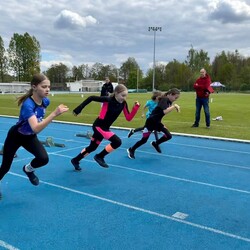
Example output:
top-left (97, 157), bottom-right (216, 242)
top-left (54, 10), bottom-right (97, 29)
top-left (1, 0), bottom-right (250, 74)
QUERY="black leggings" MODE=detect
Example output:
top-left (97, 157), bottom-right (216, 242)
top-left (131, 126), bottom-right (172, 151)
top-left (85, 126), bottom-right (122, 154)
top-left (0, 125), bottom-right (48, 180)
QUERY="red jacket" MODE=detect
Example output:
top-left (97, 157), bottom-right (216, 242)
top-left (193, 74), bottom-right (212, 98)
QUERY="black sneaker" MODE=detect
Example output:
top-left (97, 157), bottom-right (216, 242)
top-left (71, 158), bottom-right (82, 171)
top-left (151, 141), bottom-right (162, 153)
top-left (23, 166), bottom-right (39, 186)
top-left (128, 129), bottom-right (135, 138)
top-left (191, 124), bottom-right (199, 127)
top-left (94, 155), bottom-right (109, 168)
top-left (127, 148), bottom-right (135, 159)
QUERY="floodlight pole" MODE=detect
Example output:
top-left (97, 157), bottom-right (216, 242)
top-left (148, 26), bottom-right (162, 91)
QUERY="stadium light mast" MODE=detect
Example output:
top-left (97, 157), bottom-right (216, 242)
top-left (148, 26), bottom-right (162, 91)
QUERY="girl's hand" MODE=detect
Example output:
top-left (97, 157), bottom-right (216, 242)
top-left (55, 104), bottom-right (69, 116)
top-left (134, 101), bottom-right (140, 107)
top-left (174, 104), bottom-right (180, 112)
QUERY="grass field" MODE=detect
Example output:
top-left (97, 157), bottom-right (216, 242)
top-left (0, 92), bottom-right (249, 141)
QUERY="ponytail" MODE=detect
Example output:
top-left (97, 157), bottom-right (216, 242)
top-left (16, 73), bottom-right (48, 106)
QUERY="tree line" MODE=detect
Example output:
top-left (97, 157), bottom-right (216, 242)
top-left (1, 33), bottom-right (250, 91)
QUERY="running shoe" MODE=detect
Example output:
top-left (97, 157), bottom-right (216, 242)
top-left (151, 141), bottom-right (162, 153)
top-left (127, 148), bottom-right (135, 159)
top-left (23, 166), bottom-right (39, 186)
top-left (94, 155), bottom-right (109, 168)
top-left (127, 129), bottom-right (135, 138)
top-left (71, 158), bottom-right (82, 171)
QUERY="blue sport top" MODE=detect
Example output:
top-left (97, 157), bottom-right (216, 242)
top-left (16, 97), bottom-right (50, 135)
top-left (145, 100), bottom-right (157, 118)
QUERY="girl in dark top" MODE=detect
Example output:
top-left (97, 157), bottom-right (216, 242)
top-left (0, 74), bottom-right (68, 199)
top-left (127, 88), bottom-right (180, 159)
top-left (71, 84), bottom-right (140, 170)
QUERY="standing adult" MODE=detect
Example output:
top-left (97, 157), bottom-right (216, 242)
top-left (192, 68), bottom-right (213, 128)
top-left (100, 77), bottom-right (114, 97)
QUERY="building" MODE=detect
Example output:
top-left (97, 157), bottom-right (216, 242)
top-left (0, 82), bottom-right (30, 93)
top-left (66, 79), bottom-right (118, 92)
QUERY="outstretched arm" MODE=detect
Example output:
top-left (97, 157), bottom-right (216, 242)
top-left (73, 96), bottom-right (109, 116)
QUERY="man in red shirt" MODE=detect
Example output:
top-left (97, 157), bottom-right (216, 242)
top-left (192, 68), bottom-right (213, 128)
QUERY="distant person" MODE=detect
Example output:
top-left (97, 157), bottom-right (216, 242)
top-left (71, 84), bottom-right (140, 170)
top-left (100, 77), bottom-right (114, 97)
top-left (192, 68), bottom-right (213, 128)
top-left (127, 88), bottom-right (181, 159)
top-left (0, 74), bottom-right (68, 199)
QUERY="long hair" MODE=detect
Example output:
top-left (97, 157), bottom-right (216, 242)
top-left (158, 88), bottom-right (180, 101)
top-left (164, 88), bottom-right (180, 96)
top-left (17, 74), bottom-right (48, 106)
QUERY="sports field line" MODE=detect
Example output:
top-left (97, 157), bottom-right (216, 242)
top-left (0, 240), bottom-right (20, 250)
top-left (1, 115), bottom-right (250, 143)
top-left (7, 171), bottom-right (250, 244)
top-left (51, 153), bottom-right (250, 195)
top-left (63, 135), bottom-right (250, 155)
top-left (169, 142), bottom-right (250, 155)
top-left (49, 144), bottom-right (250, 171)
top-left (10, 150), bottom-right (250, 195)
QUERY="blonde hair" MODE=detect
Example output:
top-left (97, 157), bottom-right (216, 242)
top-left (17, 74), bottom-right (48, 106)
top-left (113, 84), bottom-right (127, 95)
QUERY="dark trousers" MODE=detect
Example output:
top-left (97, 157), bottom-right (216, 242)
top-left (0, 125), bottom-right (48, 180)
top-left (194, 97), bottom-right (210, 127)
top-left (131, 126), bottom-right (172, 151)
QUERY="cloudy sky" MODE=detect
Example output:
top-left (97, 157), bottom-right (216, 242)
top-left (1, 0), bottom-right (250, 74)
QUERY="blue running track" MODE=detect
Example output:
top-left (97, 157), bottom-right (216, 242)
top-left (0, 116), bottom-right (250, 250)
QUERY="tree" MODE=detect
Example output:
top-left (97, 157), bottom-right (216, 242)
top-left (119, 57), bottom-right (140, 88)
top-left (185, 45), bottom-right (210, 72)
top-left (8, 32), bottom-right (40, 81)
top-left (0, 36), bottom-right (8, 82)
top-left (45, 63), bottom-right (69, 90)
top-left (164, 60), bottom-right (193, 91)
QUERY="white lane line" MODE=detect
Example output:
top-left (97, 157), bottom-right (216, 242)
top-left (0, 240), bottom-right (20, 250)
top-left (52, 153), bottom-right (250, 195)
top-left (7, 172), bottom-right (250, 244)
top-left (49, 145), bottom-right (250, 171)
top-left (10, 151), bottom-right (250, 194)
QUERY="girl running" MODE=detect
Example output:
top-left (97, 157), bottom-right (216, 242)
top-left (71, 84), bottom-right (140, 170)
top-left (127, 88), bottom-right (180, 159)
top-left (127, 90), bottom-right (162, 138)
top-left (0, 74), bottom-right (68, 199)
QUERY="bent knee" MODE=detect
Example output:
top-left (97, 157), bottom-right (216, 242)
top-left (40, 155), bottom-right (49, 166)
top-left (111, 137), bottom-right (122, 149)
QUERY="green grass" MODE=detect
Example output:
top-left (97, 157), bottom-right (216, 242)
top-left (0, 92), bottom-right (249, 141)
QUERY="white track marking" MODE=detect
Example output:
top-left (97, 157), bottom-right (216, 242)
top-left (7, 172), bottom-right (250, 244)
top-left (0, 240), bottom-right (20, 250)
